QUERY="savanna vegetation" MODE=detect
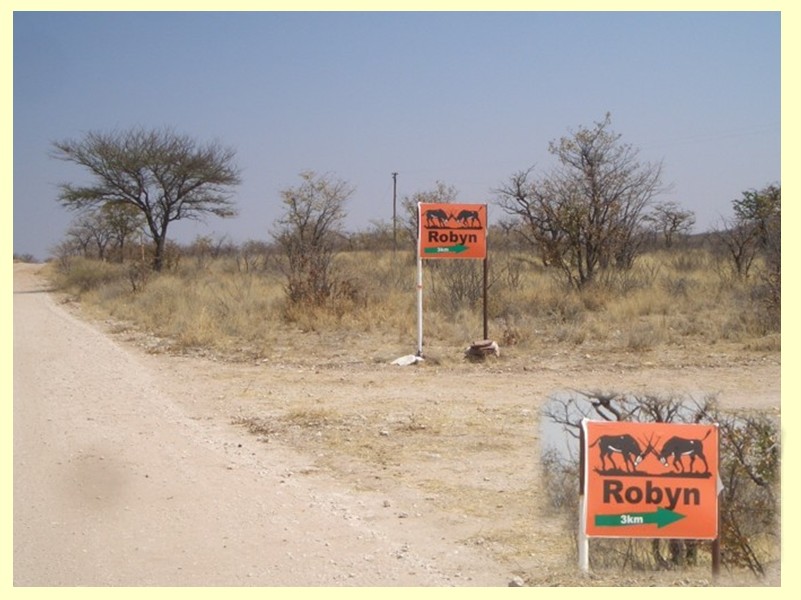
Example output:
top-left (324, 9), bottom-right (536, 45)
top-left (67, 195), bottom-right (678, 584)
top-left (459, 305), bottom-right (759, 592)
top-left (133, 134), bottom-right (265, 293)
top-left (45, 228), bottom-right (780, 361)
top-left (45, 119), bottom-right (780, 363)
top-left (38, 119), bottom-right (780, 582)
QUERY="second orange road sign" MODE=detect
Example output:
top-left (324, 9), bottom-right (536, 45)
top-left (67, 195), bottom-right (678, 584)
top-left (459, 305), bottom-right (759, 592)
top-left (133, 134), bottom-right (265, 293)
top-left (582, 420), bottom-right (720, 540)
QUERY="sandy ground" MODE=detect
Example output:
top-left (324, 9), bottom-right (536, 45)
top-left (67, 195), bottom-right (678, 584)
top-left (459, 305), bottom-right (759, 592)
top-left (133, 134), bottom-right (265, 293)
top-left (12, 262), bottom-right (781, 587)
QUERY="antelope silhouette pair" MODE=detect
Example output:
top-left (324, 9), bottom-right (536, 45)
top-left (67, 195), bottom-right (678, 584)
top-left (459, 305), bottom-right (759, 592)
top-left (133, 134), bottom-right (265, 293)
top-left (424, 208), bottom-right (482, 228)
top-left (590, 430), bottom-right (711, 475)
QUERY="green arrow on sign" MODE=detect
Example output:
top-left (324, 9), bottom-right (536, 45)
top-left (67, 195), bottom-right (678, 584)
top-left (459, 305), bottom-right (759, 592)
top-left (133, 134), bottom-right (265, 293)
top-left (424, 244), bottom-right (469, 255)
top-left (594, 507), bottom-right (686, 529)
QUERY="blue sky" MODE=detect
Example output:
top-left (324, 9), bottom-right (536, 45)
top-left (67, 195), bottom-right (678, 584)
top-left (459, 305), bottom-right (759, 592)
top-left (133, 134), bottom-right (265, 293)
top-left (12, 10), bottom-right (781, 260)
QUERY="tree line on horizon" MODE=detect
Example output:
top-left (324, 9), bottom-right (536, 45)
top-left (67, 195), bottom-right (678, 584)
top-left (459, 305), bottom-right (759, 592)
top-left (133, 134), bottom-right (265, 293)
top-left (47, 117), bottom-right (779, 314)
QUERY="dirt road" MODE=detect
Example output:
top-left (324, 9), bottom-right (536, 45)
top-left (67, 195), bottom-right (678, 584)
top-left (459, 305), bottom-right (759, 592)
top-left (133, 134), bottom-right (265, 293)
top-left (12, 263), bottom-right (781, 586)
top-left (12, 264), bottom-right (509, 586)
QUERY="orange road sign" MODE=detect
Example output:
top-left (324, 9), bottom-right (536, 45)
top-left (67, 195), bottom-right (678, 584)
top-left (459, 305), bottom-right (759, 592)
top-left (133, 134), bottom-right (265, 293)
top-left (582, 420), bottom-right (719, 539)
top-left (418, 203), bottom-right (487, 259)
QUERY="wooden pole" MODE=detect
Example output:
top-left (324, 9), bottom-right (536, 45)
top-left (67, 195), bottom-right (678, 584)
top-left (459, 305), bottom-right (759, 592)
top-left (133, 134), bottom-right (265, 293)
top-left (392, 172), bottom-right (398, 256)
top-left (482, 256), bottom-right (488, 340)
top-left (482, 207), bottom-right (489, 340)
top-left (416, 202), bottom-right (424, 357)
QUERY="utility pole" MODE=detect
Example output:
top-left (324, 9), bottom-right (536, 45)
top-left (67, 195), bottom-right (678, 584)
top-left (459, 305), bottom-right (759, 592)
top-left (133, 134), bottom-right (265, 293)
top-left (392, 172), bottom-right (398, 255)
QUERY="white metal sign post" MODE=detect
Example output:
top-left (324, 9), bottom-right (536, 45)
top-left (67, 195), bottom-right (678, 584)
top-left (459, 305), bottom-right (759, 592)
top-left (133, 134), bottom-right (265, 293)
top-left (416, 250), bottom-right (424, 357)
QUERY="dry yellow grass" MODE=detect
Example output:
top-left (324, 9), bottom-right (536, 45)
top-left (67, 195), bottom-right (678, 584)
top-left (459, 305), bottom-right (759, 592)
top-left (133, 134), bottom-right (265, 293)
top-left (48, 245), bottom-right (780, 361)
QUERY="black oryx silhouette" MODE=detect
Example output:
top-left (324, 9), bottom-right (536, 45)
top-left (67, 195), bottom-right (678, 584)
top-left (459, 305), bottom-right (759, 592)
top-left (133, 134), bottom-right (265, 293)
top-left (654, 430), bottom-right (711, 474)
top-left (589, 434), bottom-right (655, 473)
top-left (452, 209), bottom-right (481, 228)
top-left (425, 208), bottom-right (450, 228)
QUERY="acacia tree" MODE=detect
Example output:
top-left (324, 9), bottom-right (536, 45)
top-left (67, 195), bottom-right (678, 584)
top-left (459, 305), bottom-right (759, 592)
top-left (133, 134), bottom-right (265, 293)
top-left (272, 171), bottom-right (353, 306)
top-left (495, 114), bottom-right (664, 288)
top-left (63, 218), bottom-right (96, 258)
top-left (52, 127), bottom-right (241, 271)
top-left (69, 211), bottom-right (114, 261)
top-left (100, 202), bottom-right (146, 261)
top-left (66, 202), bottom-right (146, 262)
top-left (644, 201), bottom-right (696, 248)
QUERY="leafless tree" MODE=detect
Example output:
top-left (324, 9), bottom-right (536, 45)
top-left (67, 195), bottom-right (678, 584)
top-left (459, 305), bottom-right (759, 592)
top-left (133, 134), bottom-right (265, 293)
top-left (714, 218), bottom-right (760, 279)
top-left (272, 171), bottom-right (353, 306)
top-left (495, 114), bottom-right (664, 288)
